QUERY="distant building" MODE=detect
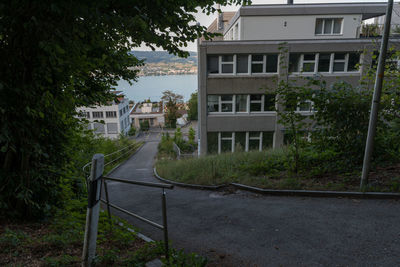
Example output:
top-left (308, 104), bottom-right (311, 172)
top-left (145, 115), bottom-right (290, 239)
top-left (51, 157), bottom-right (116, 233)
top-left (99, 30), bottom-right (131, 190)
top-left (77, 91), bottom-right (131, 139)
top-left (130, 101), bottom-right (165, 129)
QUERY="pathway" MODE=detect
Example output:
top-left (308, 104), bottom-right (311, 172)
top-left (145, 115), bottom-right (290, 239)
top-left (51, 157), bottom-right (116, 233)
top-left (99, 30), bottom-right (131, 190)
top-left (106, 131), bottom-right (400, 266)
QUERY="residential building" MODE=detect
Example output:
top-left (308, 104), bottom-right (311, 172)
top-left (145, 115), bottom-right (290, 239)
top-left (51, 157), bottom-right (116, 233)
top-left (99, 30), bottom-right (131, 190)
top-left (130, 101), bottom-right (165, 129)
top-left (198, 2), bottom-right (400, 155)
top-left (77, 91), bottom-right (131, 139)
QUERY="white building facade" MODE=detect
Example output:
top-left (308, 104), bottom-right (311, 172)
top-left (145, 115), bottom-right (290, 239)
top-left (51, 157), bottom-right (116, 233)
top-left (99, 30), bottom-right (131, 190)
top-left (77, 92), bottom-right (131, 139)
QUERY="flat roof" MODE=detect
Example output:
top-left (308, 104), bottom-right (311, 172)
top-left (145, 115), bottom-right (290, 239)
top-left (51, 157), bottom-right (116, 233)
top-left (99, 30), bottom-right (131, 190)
top-left (224, 2), bottom-right (387, 34)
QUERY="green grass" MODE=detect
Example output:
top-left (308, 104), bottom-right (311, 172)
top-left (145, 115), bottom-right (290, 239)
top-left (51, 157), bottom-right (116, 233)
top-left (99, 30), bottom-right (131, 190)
top-left (155, 149), bottom-right (400, 192)
top-left (0, 198), bottom-right (207, 266)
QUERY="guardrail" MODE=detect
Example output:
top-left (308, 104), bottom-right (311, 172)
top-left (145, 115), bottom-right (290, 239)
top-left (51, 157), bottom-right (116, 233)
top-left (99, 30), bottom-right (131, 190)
top-left (360, 24), bottom-right (400, 38)
top-left (82, 154), bottom-right (174, 266)
top-left (173, 142), bottom-right (197, 160)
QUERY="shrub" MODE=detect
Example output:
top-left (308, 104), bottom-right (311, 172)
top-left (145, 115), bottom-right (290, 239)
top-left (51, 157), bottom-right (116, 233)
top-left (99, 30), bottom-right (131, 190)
top-left (128, 126), bottom-right (136, 136)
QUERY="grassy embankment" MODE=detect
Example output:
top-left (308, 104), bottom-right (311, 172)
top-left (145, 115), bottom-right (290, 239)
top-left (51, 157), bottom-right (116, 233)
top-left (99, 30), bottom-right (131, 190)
top-left (1, 137), bottom-right (207, 266)
top-left (156, 148), bottom-right (400, 192)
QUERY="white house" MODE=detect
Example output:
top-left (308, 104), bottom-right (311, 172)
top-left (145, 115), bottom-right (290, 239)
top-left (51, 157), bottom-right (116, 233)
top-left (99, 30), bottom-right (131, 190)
top-left (77, 91), bottom-right (131, 139)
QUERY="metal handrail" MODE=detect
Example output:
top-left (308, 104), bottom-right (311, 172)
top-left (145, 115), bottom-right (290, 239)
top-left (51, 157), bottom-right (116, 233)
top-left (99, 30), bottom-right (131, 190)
top-left (82, 142), bottom-right (140, 176)
top-left (101, 176), bottom-right (173, 260)
top-left (102, 176), bottom-right (174, 189)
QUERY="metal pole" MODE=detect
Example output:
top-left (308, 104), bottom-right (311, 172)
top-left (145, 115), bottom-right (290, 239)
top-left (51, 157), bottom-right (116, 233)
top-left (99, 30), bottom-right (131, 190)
top-left (162, 189), bottom-right (170, 261)
top-left (103, 180), bottom-right (113, 233)
top-left (82, 154), bottom-right (104, 267)
top-left (360, 0), bottom-right (394, 189)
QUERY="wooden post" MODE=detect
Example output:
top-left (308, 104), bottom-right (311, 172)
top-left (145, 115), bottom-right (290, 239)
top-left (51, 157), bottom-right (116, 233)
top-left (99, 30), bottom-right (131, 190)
top-left (82, 154), bottom-right (104, 267)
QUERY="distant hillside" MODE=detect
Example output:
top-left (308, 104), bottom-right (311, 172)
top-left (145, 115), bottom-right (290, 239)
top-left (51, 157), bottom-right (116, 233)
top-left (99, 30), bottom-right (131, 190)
top-left (130, 51), bottom-right (197, 64)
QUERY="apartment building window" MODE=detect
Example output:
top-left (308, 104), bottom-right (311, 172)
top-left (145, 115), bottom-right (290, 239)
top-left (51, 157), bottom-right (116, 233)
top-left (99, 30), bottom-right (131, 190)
top-left (333, 53), bottom-right (346, 72)
top-left (106, 111), bottom-right (117, 118)
top-left (249, 132), bottom-right (262, 151)
top-left (221, 95), bottom-right (234, 112)
top-left (220, 132), bottom-right (234, 152)
top-left (237, 54), bottom-right (249, 74)
top-left (315, 18), bottom-right (342, 35)
top-left (221, 55), bottom-right (234, 73)
top-left (107, 123), bottom-right (118, 134)
top-left (264, 94), bottom-right (276, 111)
top-left (208, 94), bottom-right (276, 113)
top-left (92, 111), bottom-right (103, 118)
top-left (250, 95), bottom-right (262, 112)
top-left (290, 52), bottom-right (360, 73)
top-left (318, 53), bottom-right (331, 72)
top-left (302, 54), bottom-right (316, 72)
top-left (297, 100), bottom-right (314, 112)
top-left (348, 53), bottom-right (361, 71)
top-left (93, 122), bottom-right (105, 133)
top-left (208, 54), bottom-right (278, 75)
top-left (208, 55), bottom-right (219, 74)
top-left (208, 131), bottom-right (275, 154)
top-left (207, 95), bottom-right (219, 112)
top-left (235, 95), bottom-right (248, 112)
top-left (251, 55), bottom-right (264, 73)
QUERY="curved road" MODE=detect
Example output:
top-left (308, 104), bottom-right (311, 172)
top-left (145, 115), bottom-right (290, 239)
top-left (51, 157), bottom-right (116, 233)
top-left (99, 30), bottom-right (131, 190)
top-left (107, 131), bottom-right (400, 266)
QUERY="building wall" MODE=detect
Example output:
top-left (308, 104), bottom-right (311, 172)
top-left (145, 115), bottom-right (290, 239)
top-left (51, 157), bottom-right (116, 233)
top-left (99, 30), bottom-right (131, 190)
top-left (230, 14), bottom-right (362, 41)
top-left (77, 98), bottom-right (130, 139)
top-left (198, 39), bottom-right (397, 155)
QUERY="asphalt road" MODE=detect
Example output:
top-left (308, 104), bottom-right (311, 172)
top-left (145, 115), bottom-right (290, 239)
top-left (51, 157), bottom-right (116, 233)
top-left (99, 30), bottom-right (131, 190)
top-left (106, 131), bottom-right (400, 266)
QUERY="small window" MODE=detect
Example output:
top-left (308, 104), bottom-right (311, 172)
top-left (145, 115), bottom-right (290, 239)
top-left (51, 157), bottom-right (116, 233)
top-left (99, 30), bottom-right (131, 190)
top-left (289, 54), bottom-right (301, 72)
top-left (264, 94), bottom-right (276, 111)
top-left (92, 111), bottom-right (104, 118)
top-left (262, 132), bottom-right (274, 150)
top-left (235, 132), bottom-right (246, 152)
top-left (93, 122), bottom-right (105, 133)
top-left (221, 95), bottom-right (233, 112)
top-left (302, 54), bottom-right (316, 72)
top-left (249, 132), bottom-right (261, 151)
top-left (236, 55), bottom-right (249, 74)
top-left (220, 132), bottom-right (233, 153)
top-left (348, 53), bottom-right (360, 72)
top-left (221, 55), bottom-right (234, 74)
top-left (207, 132), bottom-right (219, 154)
top-left (315, 18), bottom-right (343, 35)
top-left (318, 53), bottom-right (331, 72)
top-left (251, 54), bottom-right (264, 73)
top-left (235, 95), bottom-right (248, 112)
top-left (250, 95), bottom-right (262, 112)
top-left (106, 111), bottom-right (117, 118)
top-left (298, 100), bottom-right (313, 112)
top-left (266, 54), bottom-right (278, 73)
top-left (207, 95), bottom-right (219, 112)
top-left (333, 53), bottom-right (346, 72)
top-left (107, 123), bottom-right (118, 134)
top-left (207, 55), bottom-right (219, 74)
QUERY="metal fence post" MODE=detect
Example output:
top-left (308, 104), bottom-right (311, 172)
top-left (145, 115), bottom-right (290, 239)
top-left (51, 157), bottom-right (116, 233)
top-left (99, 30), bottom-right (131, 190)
top-left (162, 189), bottom-right (170, 261)
top-left (103, 180), bottom-right (113, 233)
top-left (82, 154), bottom-right (104, 267)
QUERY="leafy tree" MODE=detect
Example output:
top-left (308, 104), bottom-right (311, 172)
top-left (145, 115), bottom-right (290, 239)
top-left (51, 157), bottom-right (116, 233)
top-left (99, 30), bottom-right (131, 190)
top-left (188, 127), bottom-right (196, 145)
top-left (161, 90), bottom-right (184, 128)
top-left (0, 0), bottom-right (248, 218)
top-left (188, 92), bottom-right (198, 121)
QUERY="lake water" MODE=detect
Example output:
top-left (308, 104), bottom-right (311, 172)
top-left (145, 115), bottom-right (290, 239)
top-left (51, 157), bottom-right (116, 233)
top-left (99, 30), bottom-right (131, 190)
top-left (117, 74), bottom-right (197, 102)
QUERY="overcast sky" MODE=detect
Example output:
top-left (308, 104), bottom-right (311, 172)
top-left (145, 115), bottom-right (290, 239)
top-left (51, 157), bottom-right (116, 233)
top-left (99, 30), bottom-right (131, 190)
top-left (138, 0), bottom-right (390, 52)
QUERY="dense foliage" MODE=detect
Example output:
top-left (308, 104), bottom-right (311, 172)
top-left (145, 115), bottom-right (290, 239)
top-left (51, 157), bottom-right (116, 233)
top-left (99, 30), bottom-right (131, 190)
top-left (188, 92), bottom-right (198, 120)
top-left (0, 0), bottom-right (248, 219)
top-left (162, 90), bottom-right (184, 128)
top-left (276, 48), bottom-right (400, 177)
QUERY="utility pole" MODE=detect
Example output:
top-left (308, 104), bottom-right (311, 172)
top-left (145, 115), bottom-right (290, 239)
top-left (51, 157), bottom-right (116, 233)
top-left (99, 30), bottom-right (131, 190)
top-left (360, 0), bottom-right (394, 189)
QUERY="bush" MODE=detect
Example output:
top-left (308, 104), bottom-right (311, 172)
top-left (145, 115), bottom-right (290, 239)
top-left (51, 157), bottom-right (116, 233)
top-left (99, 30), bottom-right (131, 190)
top-left (140, 120), bottom-right (150, 131)
top-left (128, 126), bottom-right (136, 136)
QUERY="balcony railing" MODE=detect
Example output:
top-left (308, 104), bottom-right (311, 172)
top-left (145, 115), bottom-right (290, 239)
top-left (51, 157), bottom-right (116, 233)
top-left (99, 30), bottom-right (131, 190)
top-left (360, 24), bottom-right (400, 38)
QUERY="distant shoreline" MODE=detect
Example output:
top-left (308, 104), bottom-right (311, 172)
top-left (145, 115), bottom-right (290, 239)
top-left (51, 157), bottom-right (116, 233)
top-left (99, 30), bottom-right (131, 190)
top-left (138, 72), bottom-right (197, 77)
